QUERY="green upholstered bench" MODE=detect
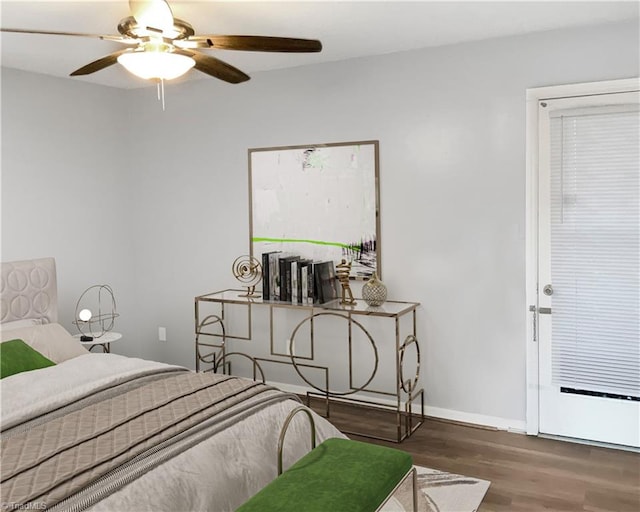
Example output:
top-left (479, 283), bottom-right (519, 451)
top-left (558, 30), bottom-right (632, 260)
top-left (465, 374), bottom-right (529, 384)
top-left (237, 408), bottom-right (417, 512)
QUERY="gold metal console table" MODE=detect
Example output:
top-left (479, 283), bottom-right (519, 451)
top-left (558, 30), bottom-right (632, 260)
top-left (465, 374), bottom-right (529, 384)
top-left (194, 289), bottom-right (423, 443)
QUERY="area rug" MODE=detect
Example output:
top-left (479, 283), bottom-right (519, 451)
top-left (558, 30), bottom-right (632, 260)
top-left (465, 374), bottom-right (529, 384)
top-left (381, 465), bottom-right (490, 512)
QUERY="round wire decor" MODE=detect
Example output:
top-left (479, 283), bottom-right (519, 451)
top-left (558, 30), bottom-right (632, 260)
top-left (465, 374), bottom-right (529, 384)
top-left (72, 284), bottom-right (118, 338)
top-left (232, 255), bottom-right (262, 297)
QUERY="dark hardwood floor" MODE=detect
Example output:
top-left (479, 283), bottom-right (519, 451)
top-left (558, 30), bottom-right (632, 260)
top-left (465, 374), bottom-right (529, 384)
top-left (309, 399), bottom-right (640, 512)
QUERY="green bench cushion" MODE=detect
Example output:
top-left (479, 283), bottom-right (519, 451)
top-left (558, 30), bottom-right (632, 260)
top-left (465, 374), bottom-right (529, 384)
top-left (237, 438), bottom-right (413, 512)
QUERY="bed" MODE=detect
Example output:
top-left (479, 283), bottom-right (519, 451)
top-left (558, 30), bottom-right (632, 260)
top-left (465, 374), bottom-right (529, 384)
top-left (0, 258), bottom-right (345, 512)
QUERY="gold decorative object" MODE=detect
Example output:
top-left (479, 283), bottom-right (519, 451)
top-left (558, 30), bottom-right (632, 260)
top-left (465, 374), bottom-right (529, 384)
top-left (362, 271), bottom-right (387, 306)
top-left (336, 259), bottom-right (356, 305)
top-left (232, 255), bottom-right (262, 297)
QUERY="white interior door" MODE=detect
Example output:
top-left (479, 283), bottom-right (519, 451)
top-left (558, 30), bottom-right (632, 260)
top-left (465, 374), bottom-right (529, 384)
top-left (537, 91), bottom-right (640, 448)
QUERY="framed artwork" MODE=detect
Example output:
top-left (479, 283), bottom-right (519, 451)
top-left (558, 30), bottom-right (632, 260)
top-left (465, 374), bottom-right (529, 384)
top-left (249, 140), bottom-right (380, 279)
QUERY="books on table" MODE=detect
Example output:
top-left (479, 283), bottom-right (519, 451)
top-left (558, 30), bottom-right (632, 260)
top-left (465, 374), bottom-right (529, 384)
top-left (260, 252), bottom-right (336, 304)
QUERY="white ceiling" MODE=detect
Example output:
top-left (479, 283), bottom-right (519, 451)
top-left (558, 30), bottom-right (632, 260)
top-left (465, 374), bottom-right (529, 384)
top-left (1, 1), bottom-right (638, 89)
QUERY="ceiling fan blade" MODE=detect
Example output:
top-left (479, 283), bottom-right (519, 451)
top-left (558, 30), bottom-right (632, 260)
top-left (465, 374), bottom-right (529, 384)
top-left (70, 49), bottom-right (131, 76)
top-left (187, 35), bottom-right (322, 53)
top-left (0, 28), bottom-right (137, 44)
top-left (178, 50), bottom-right (249, 84)
top-left (129, 0), bottom-right (174, 32)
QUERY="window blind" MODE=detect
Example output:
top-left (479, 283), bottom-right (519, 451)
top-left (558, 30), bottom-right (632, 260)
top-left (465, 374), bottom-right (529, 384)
top-left (549, 105), bottom-right (640, 399)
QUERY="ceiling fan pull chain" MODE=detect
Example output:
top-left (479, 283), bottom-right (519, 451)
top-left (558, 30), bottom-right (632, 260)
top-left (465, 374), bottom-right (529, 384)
top-left (161, 78), bottom-right (165, 111)
top-left (154, 78), bottom-right (166, 111)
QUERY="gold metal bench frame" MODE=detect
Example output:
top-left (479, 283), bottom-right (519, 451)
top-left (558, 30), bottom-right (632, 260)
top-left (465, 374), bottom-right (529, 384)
top-left (277, 406), bottom-right (418, 512)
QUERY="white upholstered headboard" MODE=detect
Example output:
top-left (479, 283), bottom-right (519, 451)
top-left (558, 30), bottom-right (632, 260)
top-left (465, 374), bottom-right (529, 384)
top-left (0, 258), bottom-right (58, 324)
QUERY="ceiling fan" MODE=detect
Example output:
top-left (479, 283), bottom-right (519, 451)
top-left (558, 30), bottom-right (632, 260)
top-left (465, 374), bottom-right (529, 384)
top-left (0, 0), bottom-right (323, 84)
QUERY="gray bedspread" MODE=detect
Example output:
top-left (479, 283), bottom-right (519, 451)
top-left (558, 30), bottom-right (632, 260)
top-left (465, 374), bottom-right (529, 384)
top-left (0, 363), bottom-right (305, 511)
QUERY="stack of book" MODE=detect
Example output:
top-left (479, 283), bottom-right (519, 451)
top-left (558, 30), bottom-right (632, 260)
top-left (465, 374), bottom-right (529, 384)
top-left (261, 252), bottom-right (337, 304)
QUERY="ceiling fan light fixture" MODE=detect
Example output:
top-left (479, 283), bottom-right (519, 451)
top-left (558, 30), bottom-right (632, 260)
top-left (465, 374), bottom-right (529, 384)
top-left (129, 0), bottom-right (174, 33)
top-left (6, 0), bottom-right (322, 86)
top-left (117, 50), bottom-right (194, 80)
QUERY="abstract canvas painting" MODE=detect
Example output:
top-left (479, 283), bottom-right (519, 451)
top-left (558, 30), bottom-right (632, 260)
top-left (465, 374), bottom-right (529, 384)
top-left (249, 140), bottom-right (380, 278)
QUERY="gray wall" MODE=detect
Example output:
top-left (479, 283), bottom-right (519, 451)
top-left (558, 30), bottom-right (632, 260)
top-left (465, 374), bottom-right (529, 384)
top-left (0, 70), bottom-right (139, 342)
top-left (2, 20), bottom-right (638, 427)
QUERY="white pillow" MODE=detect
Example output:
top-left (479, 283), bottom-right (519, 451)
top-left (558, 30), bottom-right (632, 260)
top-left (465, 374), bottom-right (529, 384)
top-left (0, 318), bottom-right (43, 331)
top-left (0, 323), bottom-right (88, 363)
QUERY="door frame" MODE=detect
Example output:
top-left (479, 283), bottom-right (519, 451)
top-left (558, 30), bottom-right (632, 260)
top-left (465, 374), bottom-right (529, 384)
top-left (524, 77), bottom-right (640, 435)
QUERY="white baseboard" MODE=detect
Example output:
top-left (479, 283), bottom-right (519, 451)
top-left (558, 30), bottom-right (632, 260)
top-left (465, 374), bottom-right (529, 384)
top-left (424, 405), bottom-right (526, 433)
top-left (266, 379), bottom-right (527, 434)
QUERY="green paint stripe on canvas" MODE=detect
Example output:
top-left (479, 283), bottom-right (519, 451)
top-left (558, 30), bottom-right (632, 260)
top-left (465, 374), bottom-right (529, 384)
top-left (252, 237), bottom-right (354, 249)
